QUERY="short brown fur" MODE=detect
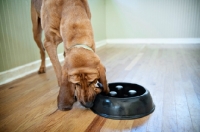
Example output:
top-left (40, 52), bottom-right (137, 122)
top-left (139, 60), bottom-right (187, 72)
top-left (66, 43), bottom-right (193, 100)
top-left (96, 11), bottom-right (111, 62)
top-left (31, 0), bottom-right (109, 110)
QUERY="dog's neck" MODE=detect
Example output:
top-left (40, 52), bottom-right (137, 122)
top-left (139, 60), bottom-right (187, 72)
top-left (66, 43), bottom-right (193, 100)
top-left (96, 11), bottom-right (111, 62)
top-left (69, 44), bottom-right (94, 52)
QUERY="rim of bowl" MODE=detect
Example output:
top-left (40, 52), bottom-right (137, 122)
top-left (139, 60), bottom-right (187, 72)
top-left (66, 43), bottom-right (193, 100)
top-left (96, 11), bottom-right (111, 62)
top-left (100, 82), bottom-right (149, 99)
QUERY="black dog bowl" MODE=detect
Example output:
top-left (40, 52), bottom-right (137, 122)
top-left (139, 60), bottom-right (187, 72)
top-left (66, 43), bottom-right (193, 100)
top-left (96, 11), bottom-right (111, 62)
top-left (91, 82), bottom-right (155, 120)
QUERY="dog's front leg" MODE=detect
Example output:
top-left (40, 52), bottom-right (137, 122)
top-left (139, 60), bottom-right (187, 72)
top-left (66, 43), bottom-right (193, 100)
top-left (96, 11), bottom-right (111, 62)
top-left (57, 69), bottom-right (75, 111)
top-left (44, 40), bottom-right (62, 87)
top-left (44, 40), bottom-right (75, 110)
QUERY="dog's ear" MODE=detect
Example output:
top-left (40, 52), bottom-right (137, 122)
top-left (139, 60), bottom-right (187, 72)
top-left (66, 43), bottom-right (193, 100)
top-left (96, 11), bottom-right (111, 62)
top-left (98, 63), bottom-right (109, 94)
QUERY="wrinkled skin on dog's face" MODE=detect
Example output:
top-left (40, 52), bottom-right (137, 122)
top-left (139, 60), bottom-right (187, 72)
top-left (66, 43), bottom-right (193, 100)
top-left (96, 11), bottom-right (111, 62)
top-left (69, 72), bottom-right (102, 108)
top-left (64, 48), bottom-right (109, 108)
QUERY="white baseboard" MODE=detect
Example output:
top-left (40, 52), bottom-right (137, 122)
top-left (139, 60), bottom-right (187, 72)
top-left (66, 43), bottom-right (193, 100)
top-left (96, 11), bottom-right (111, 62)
top-left (0, 40), bottom-right (107, 85)
top-left (95, 39), bottom-right (107, 48)
top-left (107, 38), bottom-right (200, 44)
top-left (0, 54), bottom-right (64, 85)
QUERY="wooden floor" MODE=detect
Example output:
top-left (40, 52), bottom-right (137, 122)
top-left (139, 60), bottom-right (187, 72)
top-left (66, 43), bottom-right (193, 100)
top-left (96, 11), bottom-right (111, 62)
top-left (0, 44), bottom-right (200, 132)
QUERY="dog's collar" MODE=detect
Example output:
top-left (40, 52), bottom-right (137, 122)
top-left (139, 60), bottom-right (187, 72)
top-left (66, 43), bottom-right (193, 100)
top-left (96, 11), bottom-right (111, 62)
top-left (69, 44), bottom-right (94, 52)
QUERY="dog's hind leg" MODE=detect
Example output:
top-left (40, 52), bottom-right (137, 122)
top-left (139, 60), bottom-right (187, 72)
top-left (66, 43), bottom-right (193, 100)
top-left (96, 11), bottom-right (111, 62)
top-left (31, 4), bottom-right (46, 74)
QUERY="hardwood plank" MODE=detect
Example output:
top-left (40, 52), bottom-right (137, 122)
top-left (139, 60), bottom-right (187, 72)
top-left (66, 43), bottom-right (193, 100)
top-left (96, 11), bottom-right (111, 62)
top-left (100, 119), bottom-right (121, 131)
top-left (161, 49), bottom-right (177, 132)
top-left (85, 116), bottom-right (106, 132)
top-left (125, 53), bottom-right (144, 71)
top-left (116, 120), bottom-right (136, 132)
top-left (146, 47), bottom-right (166, 132)
top-left (183, 81), bottom-right (200, 132)
top-left (130, 116), bottom-right (150, 132)
top-left (175, 82), bottom-right (194, 132)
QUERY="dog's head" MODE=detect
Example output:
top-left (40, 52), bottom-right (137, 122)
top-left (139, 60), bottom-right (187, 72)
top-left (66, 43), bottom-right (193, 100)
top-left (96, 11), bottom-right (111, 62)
top-left (65, 48), bottom-right (109, 108)
top-left (69, 72), bottom-right (102, 108)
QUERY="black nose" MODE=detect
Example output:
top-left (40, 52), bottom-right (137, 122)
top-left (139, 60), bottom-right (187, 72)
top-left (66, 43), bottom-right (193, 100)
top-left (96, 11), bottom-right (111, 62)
top-left (81, 102), bottom-right (93, 108)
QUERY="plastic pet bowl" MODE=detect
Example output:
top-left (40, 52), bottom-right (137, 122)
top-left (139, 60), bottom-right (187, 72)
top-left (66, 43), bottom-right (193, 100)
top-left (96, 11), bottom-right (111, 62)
top-left (91, 82), bottom-right (155, 120)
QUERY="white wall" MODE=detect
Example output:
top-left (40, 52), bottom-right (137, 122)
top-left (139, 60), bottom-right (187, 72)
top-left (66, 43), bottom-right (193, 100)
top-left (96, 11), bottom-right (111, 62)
top-left (106, 0), bottom-right (200, 39)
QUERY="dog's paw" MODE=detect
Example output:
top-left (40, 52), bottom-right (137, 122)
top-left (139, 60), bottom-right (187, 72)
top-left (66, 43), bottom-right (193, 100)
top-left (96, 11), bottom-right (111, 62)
top-left (38, 67), bottom-right (46, 74)
top-left (58, 105), bottom-right (73, 111)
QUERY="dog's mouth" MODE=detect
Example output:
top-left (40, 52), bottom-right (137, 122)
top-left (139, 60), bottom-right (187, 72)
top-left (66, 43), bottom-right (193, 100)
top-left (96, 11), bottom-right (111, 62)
top-left (80, 101), bottom-right (94, 108)
top-left (74, 96), bottom-right (94, 108)
top-left (75, 82), bottom-right (103, 108)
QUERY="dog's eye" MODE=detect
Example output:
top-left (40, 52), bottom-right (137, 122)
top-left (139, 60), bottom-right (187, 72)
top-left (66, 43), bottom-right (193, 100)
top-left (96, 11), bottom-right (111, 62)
top-left (76, 83), bottom-right (81, 87)
top-left (88, 81), bottom-right (94, 86)
top-left (88, 79), bottom-right (97, 86)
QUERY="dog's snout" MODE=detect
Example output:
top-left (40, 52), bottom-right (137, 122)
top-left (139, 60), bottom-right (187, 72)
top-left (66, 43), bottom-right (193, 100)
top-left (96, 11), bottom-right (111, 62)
top-left (81, 102), bottom-right (93, 108)
top-left (85, 102), bottom-right (94, 108)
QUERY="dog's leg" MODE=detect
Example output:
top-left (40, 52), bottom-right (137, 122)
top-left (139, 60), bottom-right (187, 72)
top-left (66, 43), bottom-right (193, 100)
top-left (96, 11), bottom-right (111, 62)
top-left (57, 68), bottom-right (76, 111)
top-left (58, 83), bottom-right (75, 111)
top-left (44, 42), bottom-right (75, 110)
top-left (44, 40), bottom-right (62, 87)
top-left (31, 4), bottom-right (46, 74)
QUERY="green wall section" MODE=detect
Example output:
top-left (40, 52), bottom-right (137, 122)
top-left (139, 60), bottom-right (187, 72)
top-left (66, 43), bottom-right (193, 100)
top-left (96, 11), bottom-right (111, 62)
top-left (90, 0), bottom-right (106, 41)
top-left (0, 0), bottom-right (200, 72)
top-left (0, 0), bottom-right (38, 72)
top-left (106, 0), bottom-right (200, 39)
top-left (0, 0), bottom-right (106, 72)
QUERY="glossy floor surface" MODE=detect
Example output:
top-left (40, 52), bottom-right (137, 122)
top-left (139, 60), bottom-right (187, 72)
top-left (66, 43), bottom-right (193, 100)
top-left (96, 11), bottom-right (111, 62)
top-left (0, 44), bottom-right (200, 132)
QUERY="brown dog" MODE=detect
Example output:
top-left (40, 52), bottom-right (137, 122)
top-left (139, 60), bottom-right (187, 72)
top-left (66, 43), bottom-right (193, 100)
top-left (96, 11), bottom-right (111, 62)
top-left (31, 0), bottom-right (109, 110)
